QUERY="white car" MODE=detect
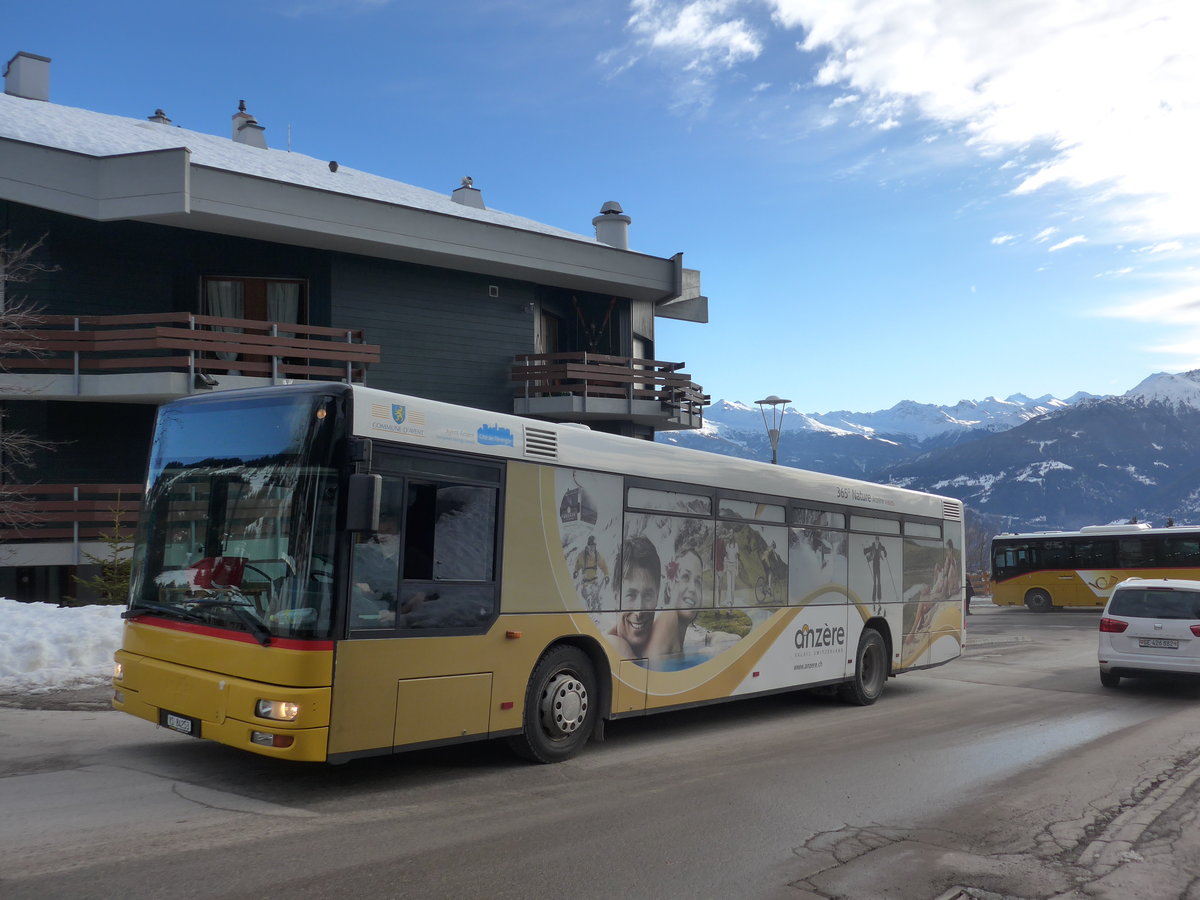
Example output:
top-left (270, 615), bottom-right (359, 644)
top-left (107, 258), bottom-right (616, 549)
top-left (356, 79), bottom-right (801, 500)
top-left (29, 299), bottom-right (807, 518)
top-left (1098, 578), bottom-right (1200, 688)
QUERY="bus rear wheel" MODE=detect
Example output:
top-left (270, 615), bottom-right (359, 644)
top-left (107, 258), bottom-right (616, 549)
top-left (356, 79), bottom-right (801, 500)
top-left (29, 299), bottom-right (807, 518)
top-left (839, 628), bottom-right (887, 706)
top-left (509, 645), bottom-right (596, 764)
top-left (1025, 589), bottom-right (1053, 613)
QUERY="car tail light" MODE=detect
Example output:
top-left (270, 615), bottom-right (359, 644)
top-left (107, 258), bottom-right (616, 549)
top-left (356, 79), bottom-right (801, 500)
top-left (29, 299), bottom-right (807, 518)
top-left (1191, 625), bottom-right (1200, 637)
top-left (1099, 617), bottom-right (1129, 633)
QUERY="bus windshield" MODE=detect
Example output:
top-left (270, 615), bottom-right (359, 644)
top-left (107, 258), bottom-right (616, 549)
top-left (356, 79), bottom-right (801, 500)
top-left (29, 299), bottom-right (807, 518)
top-left (127, 390), bottom-right (343, 643)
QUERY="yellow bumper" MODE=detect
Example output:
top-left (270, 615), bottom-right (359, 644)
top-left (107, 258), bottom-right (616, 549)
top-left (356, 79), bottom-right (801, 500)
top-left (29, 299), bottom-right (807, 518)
top-left (113, 649), bottom-right (331, 762)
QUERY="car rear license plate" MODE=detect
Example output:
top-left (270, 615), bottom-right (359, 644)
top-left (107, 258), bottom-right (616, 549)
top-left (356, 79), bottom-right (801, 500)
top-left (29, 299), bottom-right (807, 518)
top-left (1139, 638), bottom-right (1179, 649)
top-left (159, 709), bottom-right (201, 737)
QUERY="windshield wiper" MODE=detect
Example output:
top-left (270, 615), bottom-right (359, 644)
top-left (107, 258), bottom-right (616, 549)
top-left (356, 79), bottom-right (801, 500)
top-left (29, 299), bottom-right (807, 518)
top-left (123, 602), bottom-right (207, 623)
top-left (186, 598), bottom-right (273, 646)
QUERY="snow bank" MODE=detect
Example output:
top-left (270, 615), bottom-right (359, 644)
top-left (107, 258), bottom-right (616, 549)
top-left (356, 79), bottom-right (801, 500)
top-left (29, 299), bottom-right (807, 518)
top-left (0, 599), bottom-right (124, 693)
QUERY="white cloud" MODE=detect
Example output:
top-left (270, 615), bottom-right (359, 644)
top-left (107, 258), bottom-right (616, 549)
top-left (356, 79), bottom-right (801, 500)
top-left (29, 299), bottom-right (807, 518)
top-left (1140, 241), bottom-right (1184, 255)
top-left (1048, 235), bottom-right (1087, 252)
top-left (1099, 286), bottom-right (1200, 325)
top-left (620, 0), bottom-right (1200, 351)
top-left (772, 0), bottom-right (1200, 246)
top-left (625, 0), bottom-right (763, 71)
top-left (620, 0), bottom-right (1198, 247)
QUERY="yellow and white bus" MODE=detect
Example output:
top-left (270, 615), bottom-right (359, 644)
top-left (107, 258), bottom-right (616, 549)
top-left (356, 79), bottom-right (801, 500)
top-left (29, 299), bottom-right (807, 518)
top-left (113, 383), bottom-right (965, 763)
top-left (992, 524), bottom-right (1200, 612)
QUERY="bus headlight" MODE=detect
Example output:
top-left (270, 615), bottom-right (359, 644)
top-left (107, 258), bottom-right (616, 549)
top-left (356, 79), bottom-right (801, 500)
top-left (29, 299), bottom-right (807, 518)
top-left (255, 699), bottom-right (300, 722)
top-left (113, 661), bottom-right (124, 681)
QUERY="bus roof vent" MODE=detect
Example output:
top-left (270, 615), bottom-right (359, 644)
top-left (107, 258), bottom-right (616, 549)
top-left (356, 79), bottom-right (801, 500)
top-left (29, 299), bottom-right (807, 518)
top-left (943, 501), bottom-right (962, 521)
top-left (524, 426), bottom-right (558, 460)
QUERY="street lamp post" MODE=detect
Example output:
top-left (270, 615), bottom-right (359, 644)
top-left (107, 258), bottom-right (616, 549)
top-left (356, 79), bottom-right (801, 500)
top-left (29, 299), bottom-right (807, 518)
top-left (755, 394), bottom-right (791, 465)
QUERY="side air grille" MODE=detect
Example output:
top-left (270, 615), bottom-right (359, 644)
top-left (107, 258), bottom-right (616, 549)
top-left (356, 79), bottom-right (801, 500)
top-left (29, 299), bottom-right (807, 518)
top-left (524, 427), bottom-right (558, 460)
top-left (943, 501), bottom-right (963, 521)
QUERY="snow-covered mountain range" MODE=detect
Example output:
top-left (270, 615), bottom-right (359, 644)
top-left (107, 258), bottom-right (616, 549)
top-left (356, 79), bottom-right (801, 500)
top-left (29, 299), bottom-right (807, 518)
top-left (658, 371), bottom-right (1200, 532)
top-left (1122, 370), bottom-right (1200, 410)
top-left (692, 392), bottom-right (1090, 445)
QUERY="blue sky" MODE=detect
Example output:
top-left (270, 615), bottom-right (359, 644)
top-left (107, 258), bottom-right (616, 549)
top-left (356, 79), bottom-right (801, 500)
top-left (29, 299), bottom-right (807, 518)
top-left (10, 0), bottom-right (1200, 412)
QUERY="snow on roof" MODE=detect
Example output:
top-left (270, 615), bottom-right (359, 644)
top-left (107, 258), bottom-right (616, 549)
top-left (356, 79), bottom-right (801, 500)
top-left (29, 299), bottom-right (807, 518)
top-left (0, 92), bottom-right (598, 244)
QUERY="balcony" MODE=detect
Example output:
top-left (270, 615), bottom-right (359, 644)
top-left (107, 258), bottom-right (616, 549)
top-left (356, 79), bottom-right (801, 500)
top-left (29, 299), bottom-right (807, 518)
top-left (0, 313), bottom-right (381, 402)
top-left (512, 352), bottom-right (708, 431)
top-left (0, 483), bottom-right (142, 567)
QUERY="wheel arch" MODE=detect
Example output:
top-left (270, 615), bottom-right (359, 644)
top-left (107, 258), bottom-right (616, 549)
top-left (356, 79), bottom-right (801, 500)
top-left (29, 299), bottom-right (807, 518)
top-left (862, 615), bottom-right (895, 677)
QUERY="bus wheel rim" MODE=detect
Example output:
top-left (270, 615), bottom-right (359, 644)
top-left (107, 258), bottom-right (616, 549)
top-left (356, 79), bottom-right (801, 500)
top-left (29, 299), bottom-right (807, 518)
top-left (541, 672), bottom-right (587, 737)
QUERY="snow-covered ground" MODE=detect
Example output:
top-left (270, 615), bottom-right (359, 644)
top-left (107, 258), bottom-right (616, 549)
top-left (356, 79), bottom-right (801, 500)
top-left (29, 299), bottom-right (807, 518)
top-left (0, 598), bottom-right (124, 694)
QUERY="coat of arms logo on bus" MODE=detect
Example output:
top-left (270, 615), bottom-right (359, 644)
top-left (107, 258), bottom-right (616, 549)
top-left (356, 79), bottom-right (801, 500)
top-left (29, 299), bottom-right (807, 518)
top-left (391, 405), bottom-right (406, 425)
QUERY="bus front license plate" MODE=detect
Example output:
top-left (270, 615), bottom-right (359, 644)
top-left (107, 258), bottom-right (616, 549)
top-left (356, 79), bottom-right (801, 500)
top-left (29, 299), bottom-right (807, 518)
top-left (1139, 638), bottom-right (1179, 649)
top-left (159, 709), bottom-right (200, 737)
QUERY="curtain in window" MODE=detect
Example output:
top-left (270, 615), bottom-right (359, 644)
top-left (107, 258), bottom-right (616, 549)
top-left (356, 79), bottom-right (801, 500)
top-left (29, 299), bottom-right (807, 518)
top-left (205, 280), bottom-right (244, 365)
top-left (266, 282), bottom-right (301, 325)
top-left (205, 280), bottom-right (244, 318)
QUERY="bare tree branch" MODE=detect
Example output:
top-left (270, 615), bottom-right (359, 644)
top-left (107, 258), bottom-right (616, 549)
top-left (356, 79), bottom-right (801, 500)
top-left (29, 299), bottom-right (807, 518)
top-left (0, 232), bottom-right (58, 536)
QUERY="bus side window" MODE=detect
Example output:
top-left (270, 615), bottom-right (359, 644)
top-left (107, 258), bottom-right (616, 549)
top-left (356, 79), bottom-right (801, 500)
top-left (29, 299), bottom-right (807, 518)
top-left (402, 481), bottom-right (498, 582)
top-left (1041, 540), bottom-right (1071, 569)
top-left (1075, 540), bottom-right (1116, 568)
top-left (1118, 538), bottom-right (1157, 568)
top-left (350, 477), bottom-right (404, 630)
top-left (432, 485), bottom-right (497, 581)
top-left (1163, 538), bottom-right (1200, 567)
top-left (403, 483), bottom-right (436, 579)
top-left (394, 477), bottom-right (500, 631)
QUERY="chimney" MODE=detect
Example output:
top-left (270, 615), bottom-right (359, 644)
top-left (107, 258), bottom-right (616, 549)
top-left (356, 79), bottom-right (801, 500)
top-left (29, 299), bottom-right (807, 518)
top-left (451, 176), bottom-right (486, 209)
top-left (231, 99), bottom-right (267, 149)
top-left (4, 51), bottom-right (50, 101)
top-left (147, 108), bottom-right (172, 125)
top-left (592, 201), bottom-right (631, 250)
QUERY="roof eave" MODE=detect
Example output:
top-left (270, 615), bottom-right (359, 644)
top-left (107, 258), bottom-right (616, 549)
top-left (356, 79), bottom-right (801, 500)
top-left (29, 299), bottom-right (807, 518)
top-left (0, 136), bottom-right (686, 303)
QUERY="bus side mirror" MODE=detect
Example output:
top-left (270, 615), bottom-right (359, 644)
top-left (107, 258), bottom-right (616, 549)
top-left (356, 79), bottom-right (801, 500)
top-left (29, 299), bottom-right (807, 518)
top-left (346, 474), bottom-right (382, 533)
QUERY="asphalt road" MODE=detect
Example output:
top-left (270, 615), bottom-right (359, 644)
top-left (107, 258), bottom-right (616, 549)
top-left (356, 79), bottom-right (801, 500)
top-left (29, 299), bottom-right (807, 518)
top-left (3, 602), bottom-right (1200, 900)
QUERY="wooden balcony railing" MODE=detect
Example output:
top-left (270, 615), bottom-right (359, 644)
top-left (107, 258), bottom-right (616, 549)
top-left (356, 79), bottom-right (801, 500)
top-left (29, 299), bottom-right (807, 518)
top-left (0, 484), bottom-right (143, 543)
top-left (2, 313), bottom-right (380, 383)
top-left (512, 352), bottom-right (708, 425)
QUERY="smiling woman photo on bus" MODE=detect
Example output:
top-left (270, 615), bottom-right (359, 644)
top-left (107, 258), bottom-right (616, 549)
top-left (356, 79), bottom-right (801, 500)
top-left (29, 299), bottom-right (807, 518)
top-left (649, 526), bottom-right (709, 658)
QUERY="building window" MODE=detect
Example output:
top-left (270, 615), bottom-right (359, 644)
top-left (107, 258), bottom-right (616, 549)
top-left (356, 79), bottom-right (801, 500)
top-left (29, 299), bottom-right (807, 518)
top-left (202, 277), bottom-right (308, 324)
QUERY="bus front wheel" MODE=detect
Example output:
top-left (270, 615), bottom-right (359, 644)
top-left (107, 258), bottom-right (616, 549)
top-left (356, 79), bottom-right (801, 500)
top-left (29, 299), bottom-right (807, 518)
top-left (1025, 589), bottom-right (1053, 613)
top-left (840, 628), bottom-right (887, 706)
top-left (510, 645), bottom-right (596, 764)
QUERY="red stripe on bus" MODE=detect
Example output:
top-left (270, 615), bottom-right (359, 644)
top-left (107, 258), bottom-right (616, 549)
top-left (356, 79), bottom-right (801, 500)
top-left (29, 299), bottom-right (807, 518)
top-left (128, 615), bottom-right (334, 651)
